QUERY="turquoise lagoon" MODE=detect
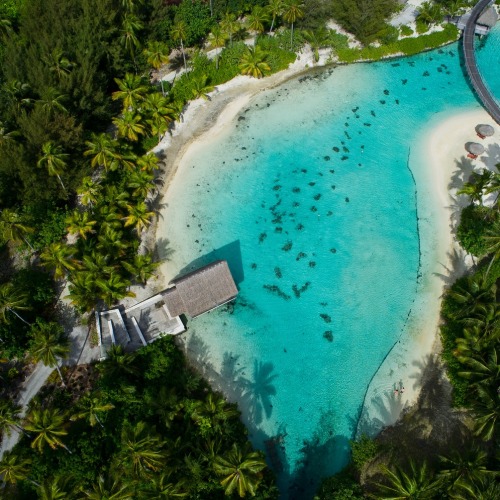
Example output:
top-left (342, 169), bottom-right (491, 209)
top-left (161, 27), bottom-right (500, 498)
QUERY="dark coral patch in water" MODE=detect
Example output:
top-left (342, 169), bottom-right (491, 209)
top-left (320, 313), bottom-right (332, 323)
top-left (251, 263), bottom-right (257, 269)
top-left (309, 261), bottom-right (316, 268)
top-left (314, 194), bottom-right (321, 201)
top-left (296, 223), bottom-right (304, 231)
top-left (292, 187), bottom-right (301, 193)
top-left (323, 331), bottom-right (334, 342)
top-left (263, 284), bottom-right (290, 301)
top-left (273, 185), bottom-right (281, 191)
top-left (332, 147), bottom-right (340, 152)
top-left (324, 156), bottom-right (331, 161)
top-left (282, 241), bottom-right (293, 252)
top-left (296, 252), bottom-right (307, 261)
top-left (259, 233), bottom-right (267, 243)
top-left (275, 227), bottom-right (283, 233)
top-left (310, 206), bottom-right (318, 212)
top-left (341, 156), bottom-right (348, 161)
top-left (274, 267), bottom-right (282, 279)
top-left (309, 182), bottom-right (316, 186)
top-left (330, 248), bottom-right (337, 253)
top-left (292, 281), bottom-right (311, 298)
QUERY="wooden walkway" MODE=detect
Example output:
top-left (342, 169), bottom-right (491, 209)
top-left (463, 0), bottom-right (500, 124)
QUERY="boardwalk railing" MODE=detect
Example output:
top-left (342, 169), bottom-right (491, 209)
top-left (463, 0), bottom-right (500, 124)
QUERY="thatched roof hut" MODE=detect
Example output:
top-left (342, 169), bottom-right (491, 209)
top-left (475, 123), bottom-right (495, 138)
top-left (477, 7), bottom-right (498, 28)
top-left (162, 260), bottom-right (238, 318)
top-left (465, 142), bottom-right (485, 156)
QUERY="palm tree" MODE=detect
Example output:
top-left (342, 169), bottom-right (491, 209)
top-left (171, 21), bottom-right (188, 71)
top-left (37, 87), bottom-right (67, 114)
top-left (120, 14), bottom-right (143, 59)
top-left (239, 46), bottom-right (271, 79)
top-left (375, 460), bottom-right (441, 499)
top-left (84, 133), bottom-right (120, 171)
top-left (70, 394), bottom-right (114, 428)
top-left (66, 210), bottom-right (97, 240)
top-left (483, 221), bottom-right (500, 276)
top-left (0, 208), bottom-right (35, 251)
top-left (0, 281), bottom-right (31, 325)
top-left (99, 344), bottom-right (138, 379)
top-left (208, 26), bottom-right (228, 70)
top-left (473, 383), bottom-right (500, 441)
top-left (143, 93), bottom-right (177, 139)
top-left (302, 28), bottom-right (330, 63)
top-left (247, 6), bottom-right (270, 35)
top-left (29, 320), bottom-right (70, 386)
top-left (458, 347), bottom-right (500, 387)
top-left (37, 141), bottom-right (69, 192)
top-left (191, 393), bottom-right (239, 436)
top-left (267, 0), bottom-right (283, 34)
top-left (66, 272), bottom-right (96, 313)
top-left (95, 274), bottom-right (136, 307)
top-left (0, 399), bottom-right (24, 437)
top-left (40, 242), bottom-right (79, 279)
top-left (45, 49), bottom-right (74, 81)
top-left (220, 12), bottom-right (239, 46)
top-left (112, 73), bottom-right (149, 111)
top-left (37, 476), bottom-right (76, 500)
top-left (24, 407), bottom-right (71, 453)
top-left (126, 170), bottom-right (155, 199)
top-left (81, 474), bottom-right (134, 500)
top-left (447, 276), bottom-right (496, 323)
top-left (190, 74), bottom-right (215, 101)
top-left (282, 0), bottom-right (304, 49)
top-left (122, 253), bottom-right (159, 284)
top-left (417, 1), bottom-right (443, 26)
top-left (438, 446), bottom-right (493, 496)
top-left (457, 170), bottom-right (493, 206)
top-left (213, 442), bottom-right (267, 497)
top-left (77, 177), bottom-right (101, 207)
top-left (97, 227), bottom-right (129, 257)
top-left (144, 386), bottom-right (183, 430)
top-left (116, 421), bottom-right (167, 478)
top-left (143, 41), bottom-right (169, 70)
top-left (113, 112), bottom-right (146, 142)
top-left (0, 451), bottom-right (34, 486)
top-left (142, 472), bottom-right (187, 499)
top-left (137, 152), bottom-right (160, 173)
top-left (123, 201), bottom-right (155, 233)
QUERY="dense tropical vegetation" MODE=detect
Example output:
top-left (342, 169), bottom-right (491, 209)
top-left (0, 0), bottom-right (490, 497)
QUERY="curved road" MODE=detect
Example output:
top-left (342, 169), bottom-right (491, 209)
top-left (463, 0), bottom-right (500, 124)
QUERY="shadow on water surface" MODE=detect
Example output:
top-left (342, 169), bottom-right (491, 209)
top-left (174, 240), bottom-right (244, 285)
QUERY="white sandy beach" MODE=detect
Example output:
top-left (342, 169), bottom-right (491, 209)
top-left (356, 108), bottom-right (500, 435)
top-left (148, 50), bottom-right (499, 437)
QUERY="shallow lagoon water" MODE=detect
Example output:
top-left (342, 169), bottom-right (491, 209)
top-left (163, 28), bottom-right (500, 498)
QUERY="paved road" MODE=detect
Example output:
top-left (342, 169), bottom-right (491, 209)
top-left (463, 0), bottom-right (500, 124)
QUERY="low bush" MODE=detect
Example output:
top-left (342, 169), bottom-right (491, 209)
top-left (400, 25), bottom-right (414, 37)
top-left (351, 434), bottom-right (378, 471)
top-left (416, 19), bottom-right (430, 34)
top-left (456, 204), bottom-right (495, 257)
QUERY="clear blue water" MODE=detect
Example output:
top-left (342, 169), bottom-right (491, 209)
top-left (162, 27), bottom-right (500, 498)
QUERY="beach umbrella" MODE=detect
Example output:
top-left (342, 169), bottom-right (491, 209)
top-left (465, 142), bottom-right (485, 156)
top-left (475, 124), bottom-right (495, 138)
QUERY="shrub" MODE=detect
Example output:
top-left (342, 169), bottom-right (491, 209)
top-left (456, 204), bottom-right (494, 257)
top-left (350, 434), bottom-right (378, 471)
top-left (316, 469), bottom-right (364, 499)
top-left (400, 25), bottom-right (414, 37)
top-left (416, 19), bottom-right (430, 34)
top-left (173, 0), bottom-right (214, 47)
top-left (378, 24), bottom-right (400, 45)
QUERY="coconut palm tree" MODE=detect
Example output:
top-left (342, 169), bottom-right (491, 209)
top-left (66, 210), bottom-right (97, 240)
top-left (126, 170), bottom-right (155, 199)
top-left (96, 274), bottom-right (136, 307)
top-left (143, 93), bottom-right (177, 139)
top-left (45, 49), bottom-right (74, 81)
top-left (142, 41), bottom-right (169, 70)
top-left (473, 383), bottom-right (500, 441)
top-left (239, 47), bottom-right (271, 79)
top-left (99, 344), bottom-right (139, 379)
top-left (142, 472), bottom-right (187, 499)
top-left (37, 141), bottom-right (69, 192)
top-left (123, 201), bottom-right (155, 233)
top-left (0, 451), bottom-right (34, 486)
top-left (112, 73), bottom-right (149, 112)
top-left (36, 87), bottom-right (67, 114)
top-left (24, 407), bottom-right (70, 453)
top-left (282, 0), bottom-right (304, 49)
top-left (208, 26), bottom-right (228, 70)
top-left (97, 227), bottom-right (129, 257)
top-left (457, 170), bottom-right (493, 206)
top-left (81, 474), bottom-right (134, 500)
top-left (137, 152), bottom-right (160, 173)
top-left (29, 320), bottom-right (70, 386)
top-left (483, 221), bottom-right (500, 276)
top-left (116, 421), bottom-right (167, 479)
top-left (84, 133), bottom-right (120, 171)
top-left (122, 253), bottom-right (159, 284)
top-left (190, 74), bottom-right (215, 101)
top-left (66, 272), bottom-right (96, 313)
top-left (302, 28), bottom-right (330, 63)
top-left (113, 112), bottom-right (146, 142)
top-left (0, 281), bottom-right (31, 325)
top-left (0, 208), bottom-right (35, 251)
top-left (120, 14), bottom-right (143, 59)
top-left (247, 6), bottom-right (270, 35)
top-left (458, 347), bottom-right (500, 387)
top-left (40, 242), bottom-right (79, 279)
top-left (37, 475), bottom-right (76, 500)
top-left (417, 1), bottom-right (443, 26)
top-left (375, 460), bottom-right (441, 499)
top-left (191, 393), bottom-right (239, 436)
top-left (77, 177), bottom-right (101, 207)
top-left (0, 399), bottom-right (24, 437)
top-left (171, 21), bottom-right (188, 70)
top-left (267, 0), bottom-right (284, 33)
top-left (103, 184), bottom-right (131, 209)
top-left (220, 12), bottom-right (239, 46)
top-left (144, 386), bottom-right (183, 430)
top-left (70, 394), bottom-right (115, 428)
top-left (213, 442), bottom-right (267, 497)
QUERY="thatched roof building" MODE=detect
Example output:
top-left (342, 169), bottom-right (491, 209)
top-left (162, 260), bottom-right (238, 318)
top-left (475, 123), bottom-right (495, 138)
top-left (477, 7), bottom-right (498, 28)
top-left (465, 141), bottom-right (485, 156)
